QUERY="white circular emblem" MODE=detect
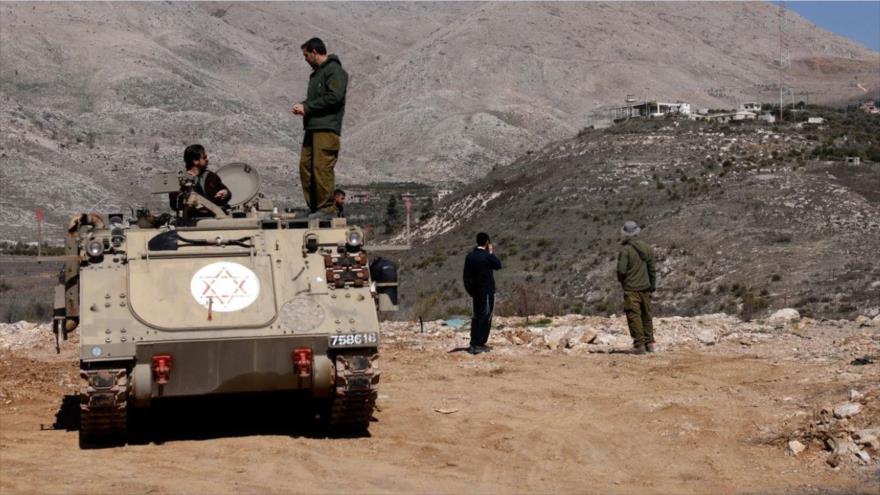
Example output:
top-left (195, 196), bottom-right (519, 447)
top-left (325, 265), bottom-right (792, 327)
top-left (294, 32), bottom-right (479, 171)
top-left (190, 262), bottom-right (260, 312)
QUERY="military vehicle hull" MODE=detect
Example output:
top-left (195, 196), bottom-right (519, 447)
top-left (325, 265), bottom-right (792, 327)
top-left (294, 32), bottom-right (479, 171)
top-left (59, 167), bottom-right (396, 447)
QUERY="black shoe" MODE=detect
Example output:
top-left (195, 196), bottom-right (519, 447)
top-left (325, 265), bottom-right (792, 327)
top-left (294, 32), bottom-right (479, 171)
top-left (646, 343), bottom-right (655, 353)
top-left (474, 345), bottom-right (492, 353)
top-left (631, 344), bottom-right (646, 355)
top-left (468, 345), bottom-right (486, 355)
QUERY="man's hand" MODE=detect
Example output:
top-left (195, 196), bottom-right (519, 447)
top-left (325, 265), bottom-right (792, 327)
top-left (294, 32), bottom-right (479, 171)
top-left (185, 168), bottom-right (198, 177)
top-left (292, 103), bottom-right (306, 115)
top-left (185, 194), bottom-right (199, 207)
top-left (215, 189), bottom-right (229, 200)
top-left (487, 242), bottom-right (495, 254)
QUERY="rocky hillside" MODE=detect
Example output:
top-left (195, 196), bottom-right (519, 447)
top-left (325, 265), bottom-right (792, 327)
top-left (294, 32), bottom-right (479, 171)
top-left (391, 109), bottom-right (880, 321)
top-left (1, 2), bottom-right (878, 241)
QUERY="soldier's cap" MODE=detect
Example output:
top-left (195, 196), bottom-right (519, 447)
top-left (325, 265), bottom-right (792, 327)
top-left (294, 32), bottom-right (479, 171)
top-left (621, 220), bottom-right (641, 236)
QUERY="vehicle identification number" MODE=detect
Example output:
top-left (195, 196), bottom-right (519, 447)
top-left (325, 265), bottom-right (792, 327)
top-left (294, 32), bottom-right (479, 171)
top-left (329, 332), bottom-right (379, 348)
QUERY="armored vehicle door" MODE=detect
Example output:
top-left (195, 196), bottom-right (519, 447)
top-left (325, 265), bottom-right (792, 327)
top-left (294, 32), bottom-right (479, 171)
top-left (128, 253), bottom-right (277, 330)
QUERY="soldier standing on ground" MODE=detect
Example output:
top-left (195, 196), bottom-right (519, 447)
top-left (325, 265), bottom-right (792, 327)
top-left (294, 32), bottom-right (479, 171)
top-left (291, 37), bottom-right (348, 215)
top-left (616, 221), bottom-right (657, 354)
top-left (463, 232), bottom-right (502, 355)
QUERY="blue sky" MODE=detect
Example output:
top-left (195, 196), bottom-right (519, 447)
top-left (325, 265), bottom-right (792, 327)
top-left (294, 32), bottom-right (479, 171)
top-left (776, 1), bottom-right (880, 52)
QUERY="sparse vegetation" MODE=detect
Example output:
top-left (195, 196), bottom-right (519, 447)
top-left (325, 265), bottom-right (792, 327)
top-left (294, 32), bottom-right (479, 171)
top-left (0, 242), bottom-right (65, 256)
top-left (369, 108), bottom-right (875, 320)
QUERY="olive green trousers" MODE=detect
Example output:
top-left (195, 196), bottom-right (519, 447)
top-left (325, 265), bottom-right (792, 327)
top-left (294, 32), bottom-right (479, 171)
top-left (299, 131), bottom-right (339, 213)
top-left (623, 290), bottom-right (654, 346)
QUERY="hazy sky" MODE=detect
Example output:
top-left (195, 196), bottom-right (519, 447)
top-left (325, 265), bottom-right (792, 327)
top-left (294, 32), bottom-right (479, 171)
top-left (778, 1), bottom-right (880, 51)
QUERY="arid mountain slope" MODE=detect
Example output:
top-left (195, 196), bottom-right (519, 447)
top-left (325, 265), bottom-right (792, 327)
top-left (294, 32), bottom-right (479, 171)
top-left (393, 111), bottom-right (880, 321)
top-left (1, 2), bottom-right (878, 240)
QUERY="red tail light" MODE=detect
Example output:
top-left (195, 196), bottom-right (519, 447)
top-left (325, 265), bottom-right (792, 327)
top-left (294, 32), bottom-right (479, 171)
top-left (292, 348), bottom-right (312, 378)
top-left (152, 354), bottom-right (173, 385)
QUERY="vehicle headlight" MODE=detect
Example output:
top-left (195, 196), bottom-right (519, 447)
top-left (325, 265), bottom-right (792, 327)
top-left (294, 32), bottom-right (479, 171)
top-left (346, 230), bottom-right (363, 249)
top-left (86, 240), bottom-right (104, 258)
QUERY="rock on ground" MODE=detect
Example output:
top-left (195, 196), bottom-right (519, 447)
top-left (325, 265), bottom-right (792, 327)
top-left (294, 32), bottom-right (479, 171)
top-left (787, 440), bottom-right (806, 456)
top-left (768, 308), bottom-right (800, 325)
top-left (833, 402), bottom-right (863, 419)
top-left (696, 328), bottom-right (717, 345)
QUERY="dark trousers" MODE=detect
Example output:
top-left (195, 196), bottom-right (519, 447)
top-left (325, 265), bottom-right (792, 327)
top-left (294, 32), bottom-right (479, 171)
top-left (623, 290), bottom-right (654, 346)
top-left (470, 292), bottom-right (495, 347)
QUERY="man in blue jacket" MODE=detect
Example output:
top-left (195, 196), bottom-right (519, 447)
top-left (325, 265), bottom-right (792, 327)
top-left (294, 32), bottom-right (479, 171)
top-left (463, 232), bottom-right (502, 355)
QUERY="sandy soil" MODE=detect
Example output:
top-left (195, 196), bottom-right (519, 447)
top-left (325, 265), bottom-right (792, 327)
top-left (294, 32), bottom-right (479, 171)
top-left (1, 316), bottom-right (878, 494)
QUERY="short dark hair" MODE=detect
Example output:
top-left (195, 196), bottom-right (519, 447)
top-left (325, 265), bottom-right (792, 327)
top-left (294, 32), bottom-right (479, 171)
top-left (334, 188), bottom-right (346, 197)
top-left (184, 144), bottom-right (205, 170)
top-left (301, 37), bottom-right (327, 55)
top-left (476, 232), bottom-right (490, 247)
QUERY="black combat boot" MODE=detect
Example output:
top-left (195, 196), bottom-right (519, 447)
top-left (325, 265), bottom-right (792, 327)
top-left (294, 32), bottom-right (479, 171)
top-left (632, 343), bottom-right (646, 355)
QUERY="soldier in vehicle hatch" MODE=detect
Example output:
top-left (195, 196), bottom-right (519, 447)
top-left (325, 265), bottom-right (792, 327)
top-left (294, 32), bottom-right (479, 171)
top-left (169, 144), bottom-right (231, 217)
top-left (616, 221), bottom-right (657, 354)
top-left (292, 37), bottom-right (349, 215)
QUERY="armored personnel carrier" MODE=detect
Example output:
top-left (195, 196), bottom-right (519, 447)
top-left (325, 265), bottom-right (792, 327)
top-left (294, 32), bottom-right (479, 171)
top-left (53, 164), bottom-right (399, 447)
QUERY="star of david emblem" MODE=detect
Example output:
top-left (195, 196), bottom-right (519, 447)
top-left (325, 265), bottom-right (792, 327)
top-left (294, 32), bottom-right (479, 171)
top-left (198, 266), bottom-right (251, 308)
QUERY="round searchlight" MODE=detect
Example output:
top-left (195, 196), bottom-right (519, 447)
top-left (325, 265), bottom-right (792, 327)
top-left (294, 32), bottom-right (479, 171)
top-left (86, 240), bottom-right (104, 259)
top-left (346, 230), bottom-right (363, 250)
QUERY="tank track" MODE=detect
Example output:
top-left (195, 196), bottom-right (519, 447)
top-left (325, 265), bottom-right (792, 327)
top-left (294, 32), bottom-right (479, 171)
top-left (79, 368), bottom-right (129, 448)
top-left (328, 352), bottom-right (379, 433)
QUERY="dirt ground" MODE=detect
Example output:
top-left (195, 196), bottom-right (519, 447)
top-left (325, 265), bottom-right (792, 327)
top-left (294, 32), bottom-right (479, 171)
top-left (1, 316), bottom-right (878, 494)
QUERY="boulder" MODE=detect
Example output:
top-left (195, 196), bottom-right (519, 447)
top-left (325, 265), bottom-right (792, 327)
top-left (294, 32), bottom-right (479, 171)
top-left (593, 333), bottom-right (619, 346)
top-left (833, 402), bottom-right (862, 419)
top-left (579, 328), bottom-right (599, 345)
top-left (787, 440), bottom-right (806, 456)
top-left (505, 328), bottom-right (535, 346)
top-left (768, 308), bottom-right (800, 325)
top-left (565, 327), bottom-right (586, 349)
top-left (853, 428), bottom-right (880, 450)
top-left (544, 327), bottom-right (572, 350)
top-left (696, 328), bottom-right (717, 345)
top-left (826, 435), bottom-right (859, 457)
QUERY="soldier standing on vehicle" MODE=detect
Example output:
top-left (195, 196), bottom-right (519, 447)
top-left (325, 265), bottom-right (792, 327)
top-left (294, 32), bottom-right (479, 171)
top-left (463, 232), bottom-right (502, 355)
top-left (616, 221), bottom-right (657, 354)
top-left (292, 37), bottom-right (348, 215)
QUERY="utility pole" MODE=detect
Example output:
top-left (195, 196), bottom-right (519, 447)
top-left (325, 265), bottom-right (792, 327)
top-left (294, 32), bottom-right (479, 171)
top-left (35, 208), bottom-right (43, 256)
top-left (402, 193), bottom-right (414, 244)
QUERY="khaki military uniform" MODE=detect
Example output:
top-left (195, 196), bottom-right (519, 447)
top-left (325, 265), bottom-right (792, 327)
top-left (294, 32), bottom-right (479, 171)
top-left (616, 239), bottom-right (657, 348)
top-left (298, 54), bottom-right (348, 213)
top-left (299, 131), bottom-right (339, 213)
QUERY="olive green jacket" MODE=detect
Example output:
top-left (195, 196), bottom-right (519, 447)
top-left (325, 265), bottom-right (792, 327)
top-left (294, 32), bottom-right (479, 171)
top-left (616, 239), bottom-right (656, 292)
top-left (302, 55), bottom-right (348, 135)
